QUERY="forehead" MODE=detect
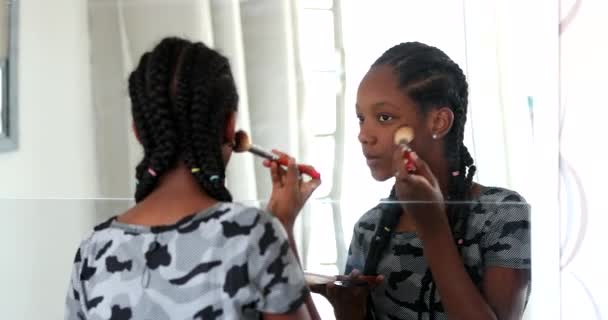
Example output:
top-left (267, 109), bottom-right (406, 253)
top-left (356, 65), bottom-right (417, 113)
top-left (358, 65), bottom-right (398, 94)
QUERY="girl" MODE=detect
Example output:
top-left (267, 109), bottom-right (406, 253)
top-left (64, 37), bottom-right (321, 320)
top-left (324, 42), bottom-right (531, 320)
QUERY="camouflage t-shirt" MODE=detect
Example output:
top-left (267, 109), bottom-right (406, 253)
top-left (64, 202), bottom-right (308, 320)
top-left (346, 186), bottom-right (531, 320)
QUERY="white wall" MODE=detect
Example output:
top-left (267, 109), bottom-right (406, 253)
top-left (559, 0), bottom-right (608, 319)
top-left (0, 0), bottom-right (98, 198)
top-left (0, 0), bottom-right (100, 319)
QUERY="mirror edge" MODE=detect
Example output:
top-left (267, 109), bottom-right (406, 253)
top-left (0, 0), bottom-right (18, 152)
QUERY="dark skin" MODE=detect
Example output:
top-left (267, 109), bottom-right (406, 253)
top-left (317, 65), bottom-right (530, 320)
top-left (120, 112), bottom-right (322, 320)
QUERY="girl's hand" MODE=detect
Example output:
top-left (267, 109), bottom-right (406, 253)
top-left (393, 150), bottom-right (449, 237)
top-left (264, 150), bottom-right (321, 230)
top-left (320, 269), bottom-right (384, 320)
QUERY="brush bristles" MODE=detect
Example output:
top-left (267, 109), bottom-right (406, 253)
top-left (394, 126), bottom-right (415, 145)
top-left (233, 130), bottom-right (252, 152)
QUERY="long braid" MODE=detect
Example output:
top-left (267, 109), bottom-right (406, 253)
top-left (133, 38), bottom-right (185, 201)
top-left (128, 37), bottom-right (238, 203)
top-left (372, 42), bottom-right (477, 319)
top-left (172, 45), bottom-right (196, 169)
top-left (188, 43), bottom-right (235, 201)
top-left (130, 53), bottom-right (156, 202)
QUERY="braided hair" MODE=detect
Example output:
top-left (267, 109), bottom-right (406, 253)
top-left (372, 42), bottom-right (476, 319)
top-left (129, 37), bottom-right (238, 203)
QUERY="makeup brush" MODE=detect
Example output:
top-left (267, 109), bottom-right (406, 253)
top-left (233, 130), bottom-right (321, 180)
top-left (394, 126), bottom-right (417, 172)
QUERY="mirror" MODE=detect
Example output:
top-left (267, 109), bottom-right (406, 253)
top-left (1, 1), bottom-right (562, 319)
top-left (0, 0), bottom-right (17, 151)
top-left (89, 1), bottom-right (536, 318)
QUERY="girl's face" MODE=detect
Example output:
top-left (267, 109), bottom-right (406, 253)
top-left (356, 65), bottom-right (436, 181)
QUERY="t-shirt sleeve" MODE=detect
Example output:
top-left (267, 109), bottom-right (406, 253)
top-left (481, 195), bottom-right (531, 269)
top-left (248, 211), bottom-right (309, 314)
top-left (64, 246), bottom-right (86, 320)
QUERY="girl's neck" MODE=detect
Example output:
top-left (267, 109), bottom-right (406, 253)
top-left (118, 163), bottom-right (219, 226)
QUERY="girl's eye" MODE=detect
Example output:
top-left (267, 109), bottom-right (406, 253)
top-left (378, 114), bottom-right (393, 122)
top-left (357, 114), bottom-right (364, 124)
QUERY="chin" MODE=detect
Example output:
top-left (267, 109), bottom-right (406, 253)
top-left (370, 169), bottom-right (393, 182)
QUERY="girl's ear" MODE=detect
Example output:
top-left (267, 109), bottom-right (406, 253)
top-left (428, 107), bottom-right (454, 139)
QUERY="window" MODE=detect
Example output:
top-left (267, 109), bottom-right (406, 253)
top-left (297, 0), bottom-right (344, 274)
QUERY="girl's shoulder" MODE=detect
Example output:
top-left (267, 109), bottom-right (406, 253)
top-left (78, 202), bottom-right (275, 254)
top-left (474, 185), bottom-right (527, 203)
top-left (353, 204), bottom-right (385, 234)
top-left (466, 186), bottom-right (530, 237)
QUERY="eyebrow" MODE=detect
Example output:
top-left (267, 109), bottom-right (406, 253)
top-left (356, 101), bottom-right (401, 110)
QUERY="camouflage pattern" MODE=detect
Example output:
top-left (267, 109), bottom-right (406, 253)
top-left (346, 187), bottom-right (531, 320)
top-left (65, 202), bottom-right (308, 320)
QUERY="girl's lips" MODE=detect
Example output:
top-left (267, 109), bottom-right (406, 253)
top-left (366, 157), bottom-right (381, 166)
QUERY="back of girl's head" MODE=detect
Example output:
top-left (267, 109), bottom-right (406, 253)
top-left (128, 37), bottom-right (238, 203)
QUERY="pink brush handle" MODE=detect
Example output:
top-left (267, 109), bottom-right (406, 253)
top-left (403, 150), bottom-right (417, 172)
top-left (276, 155), bottom-right (321, 180)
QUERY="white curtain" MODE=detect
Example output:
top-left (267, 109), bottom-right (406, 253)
top-left (87, 0), bottom-right (310, 204)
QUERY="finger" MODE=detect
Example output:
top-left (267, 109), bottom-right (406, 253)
top-left (269, 162), bottom-right (283, 188)
top-left (369, 275), bottom-right (385, 289)
top-left (335, 269), bottom-right (360, 281)
top-left (271, 149), bottom-right (291, 159)
top-left (325, 282), bottom-right (340, 303)
top-left (309, 284), bottom-right (328, 297)
top-left (352, 274), bottom-right (382, 284)
top-left (401, 172), bottom-right (434, 190)
top-left (300, 179), bottom-right (321, 202)
top-left (394, 157), bottom-right (411, 182)
top-left (335, 274), bottom-right (351, 281)
top-left (284, 156), bottom-right (299, 188)
top-left (263, 159), bottom-right (271, 168)
top-left (409, 152), bottom-right (439, 187)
